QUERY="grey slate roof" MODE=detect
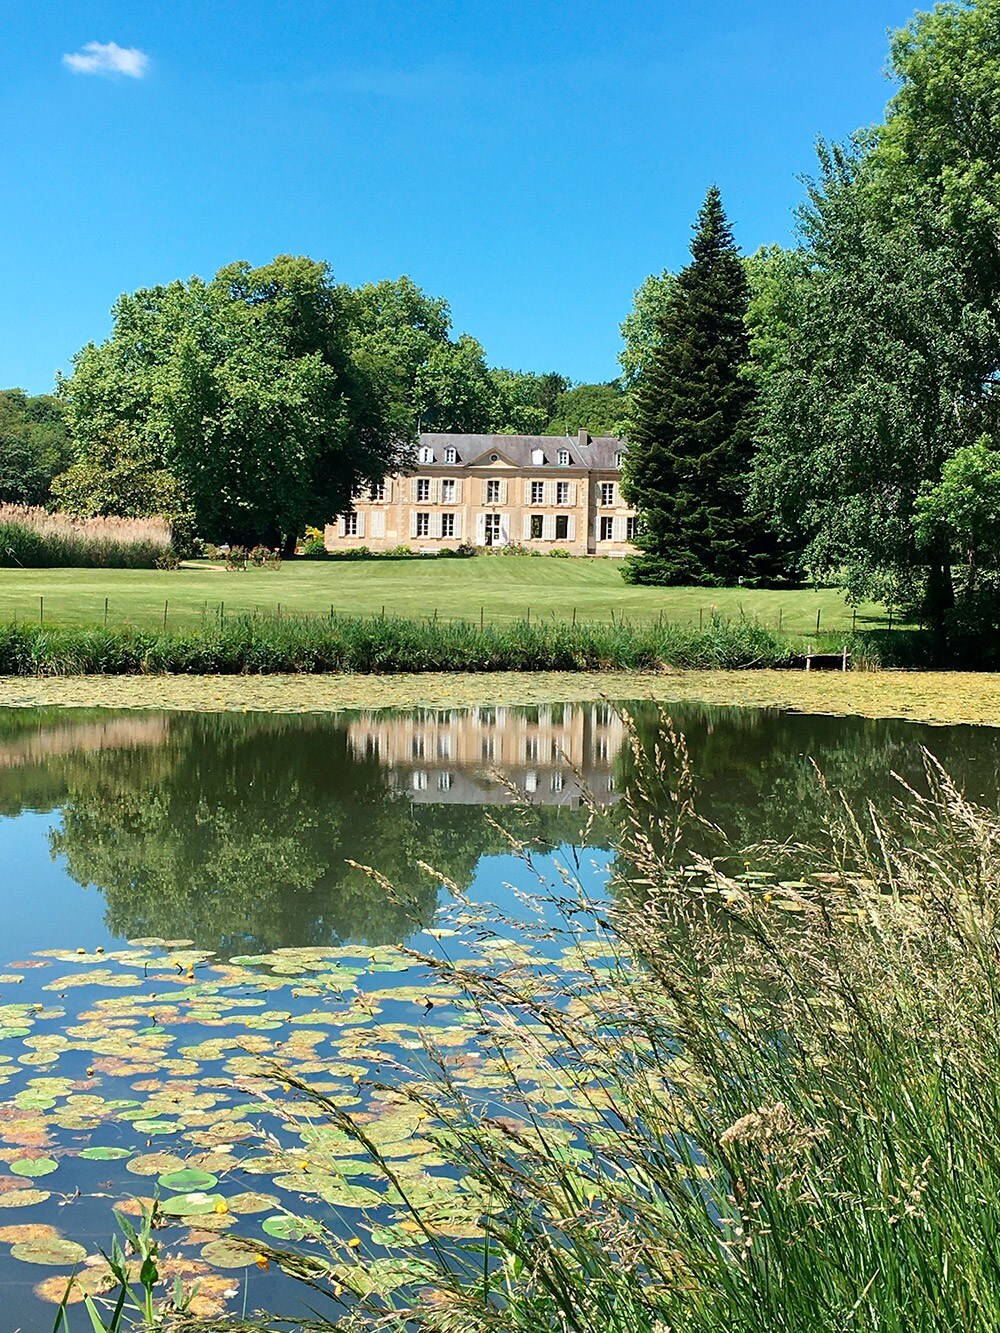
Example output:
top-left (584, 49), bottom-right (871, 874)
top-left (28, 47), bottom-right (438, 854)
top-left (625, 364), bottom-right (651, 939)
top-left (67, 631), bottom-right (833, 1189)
top-left (417, 432), bottom-right (626, 472)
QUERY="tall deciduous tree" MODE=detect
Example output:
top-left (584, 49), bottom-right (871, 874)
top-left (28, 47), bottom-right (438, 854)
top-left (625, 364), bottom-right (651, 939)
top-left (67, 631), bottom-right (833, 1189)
top-left (622, 187), bottom-right (766, 585)
top-left (60, 257), bottom-right (402, 549)
top-left (749, 0), bottom-right (1000, 630)
top-left (0, 390), bottom-right (70, 506)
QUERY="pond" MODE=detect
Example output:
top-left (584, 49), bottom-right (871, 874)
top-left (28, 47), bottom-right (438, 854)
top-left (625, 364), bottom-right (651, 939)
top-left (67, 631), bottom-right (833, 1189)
top-left (0, 700), bottom-right (998, 1327)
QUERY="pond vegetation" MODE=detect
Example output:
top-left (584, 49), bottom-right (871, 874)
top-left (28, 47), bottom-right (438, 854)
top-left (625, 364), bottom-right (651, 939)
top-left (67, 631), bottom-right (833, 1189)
top-left (0, 703), bottom-right (994, 1327)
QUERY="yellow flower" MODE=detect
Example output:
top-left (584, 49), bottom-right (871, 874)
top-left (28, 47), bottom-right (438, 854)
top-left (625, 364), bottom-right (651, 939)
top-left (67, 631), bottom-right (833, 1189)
top-left (214, 1199), bottom-right (229, 1214)
top-left (347, 1236), bottom-right (361, 1249)
top-left (255, 1254), bottom-right (269, 1270)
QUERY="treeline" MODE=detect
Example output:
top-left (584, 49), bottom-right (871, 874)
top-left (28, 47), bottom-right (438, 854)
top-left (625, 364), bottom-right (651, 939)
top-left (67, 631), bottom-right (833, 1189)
top-left (2, 269), bottom-right (623, 552)
top-left (621, 0), bottom-right (1000, 656)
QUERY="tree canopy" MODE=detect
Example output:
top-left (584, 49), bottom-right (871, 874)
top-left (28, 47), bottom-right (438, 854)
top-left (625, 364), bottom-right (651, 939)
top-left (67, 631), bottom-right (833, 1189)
top-left (0, 389), bottom-right (70, 506)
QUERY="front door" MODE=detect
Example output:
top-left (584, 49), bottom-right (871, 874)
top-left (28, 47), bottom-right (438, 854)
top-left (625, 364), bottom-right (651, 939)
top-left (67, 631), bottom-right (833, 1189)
top-left (484, 513), bottom-right (502, 546)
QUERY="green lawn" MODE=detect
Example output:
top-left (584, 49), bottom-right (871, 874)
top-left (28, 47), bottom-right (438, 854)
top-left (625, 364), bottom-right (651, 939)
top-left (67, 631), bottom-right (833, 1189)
top-left (0, 556), bottom-right (896, 637)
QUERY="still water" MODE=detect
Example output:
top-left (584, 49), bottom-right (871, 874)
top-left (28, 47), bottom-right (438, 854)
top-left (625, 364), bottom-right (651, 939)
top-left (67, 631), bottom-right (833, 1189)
top-left (0, 701), bottom-right (996, 1327)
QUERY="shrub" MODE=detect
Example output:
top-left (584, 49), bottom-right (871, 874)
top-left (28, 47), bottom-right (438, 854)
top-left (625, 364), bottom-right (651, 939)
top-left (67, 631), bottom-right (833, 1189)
top-left (224, 545), bottom-right (248, 571)
top-left (0, 504), bottom-right (172, 569)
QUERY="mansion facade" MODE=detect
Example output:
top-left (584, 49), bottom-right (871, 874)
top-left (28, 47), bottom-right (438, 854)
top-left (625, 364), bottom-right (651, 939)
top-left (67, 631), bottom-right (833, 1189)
top-left (325, 429), bottom-right (639, 557)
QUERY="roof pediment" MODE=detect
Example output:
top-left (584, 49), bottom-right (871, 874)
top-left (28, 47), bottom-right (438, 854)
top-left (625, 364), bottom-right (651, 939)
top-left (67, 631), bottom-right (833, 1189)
top-left (467, 447), bottom-right (519, 468)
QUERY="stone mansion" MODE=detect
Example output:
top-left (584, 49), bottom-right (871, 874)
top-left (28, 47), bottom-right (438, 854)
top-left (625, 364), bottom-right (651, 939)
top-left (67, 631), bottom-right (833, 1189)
top-left (324, 429), bottom-right (639, 557)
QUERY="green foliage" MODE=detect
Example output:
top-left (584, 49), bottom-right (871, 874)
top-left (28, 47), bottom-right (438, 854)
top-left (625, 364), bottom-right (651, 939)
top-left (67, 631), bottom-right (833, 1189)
top-left (544, 380), bottom-right (625, 436)
top-left (0, 613), bottom-right (793, 676)
top-left (623, 188), bottom-right (774, 586)
top-left (914, 437), bottom-right (1000, 587)
top-left (0, 389), bottom-right (70, 506)
top-left (61, 256), bottom-right (403, 549)
top-left (0, 509), bottom-right (170, 569)
top-left (749, 0), bottom-right (1000, 627)
top-left (489, 369), bottom-right (570, 434)
top-left (618, 270), bottom-right (675, 387)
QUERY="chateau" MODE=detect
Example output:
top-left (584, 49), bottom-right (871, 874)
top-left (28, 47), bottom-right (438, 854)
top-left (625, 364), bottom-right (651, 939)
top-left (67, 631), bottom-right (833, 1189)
top-left (325, 429), bottom-right (638, 557)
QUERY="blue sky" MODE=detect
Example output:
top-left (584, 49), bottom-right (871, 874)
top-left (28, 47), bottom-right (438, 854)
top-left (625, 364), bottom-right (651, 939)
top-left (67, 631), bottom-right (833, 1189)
top-left (2, 1), bottom-right (919, 394)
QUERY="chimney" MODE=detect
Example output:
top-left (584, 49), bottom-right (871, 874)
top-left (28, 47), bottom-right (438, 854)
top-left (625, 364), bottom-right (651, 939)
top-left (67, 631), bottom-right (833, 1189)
top-left (577, 428), bottom-right (591, 447)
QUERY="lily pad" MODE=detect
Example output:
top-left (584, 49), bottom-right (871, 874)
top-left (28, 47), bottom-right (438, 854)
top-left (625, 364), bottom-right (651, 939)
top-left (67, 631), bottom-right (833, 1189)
top-left (261, 1214), bottom-right (316, 1241)
top-left (10, 1158), bottom-right (57, 1178)
top-left (160, 1193), bottom-right (227, 1218)
top-left (158, 1168), bottom-right (219, 1192)
top-left (11, 1236), bottom-right (87, 1266)
top-left (200, 1238), bottom-right (260, 1268)
top-left (79, 1147), bottom-right (131, 1161)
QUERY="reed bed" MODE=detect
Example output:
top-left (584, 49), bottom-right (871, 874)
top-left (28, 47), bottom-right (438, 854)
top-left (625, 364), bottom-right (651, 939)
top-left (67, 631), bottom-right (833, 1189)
top-left (0, 505), bottom-right (172, 568)
top-left (0, 615), bottom-right (792, 675)
top-left (150, 720), bottom-right (1000, 1333)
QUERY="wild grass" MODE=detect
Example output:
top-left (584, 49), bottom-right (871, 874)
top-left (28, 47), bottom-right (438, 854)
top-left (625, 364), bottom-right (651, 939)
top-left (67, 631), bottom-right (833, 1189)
top-left (0, 505), bottom-right (172, 569)
top-left (0, 615), bottom-right (793, 675)
top-left (181, 720), bottom-right (1000, 1333)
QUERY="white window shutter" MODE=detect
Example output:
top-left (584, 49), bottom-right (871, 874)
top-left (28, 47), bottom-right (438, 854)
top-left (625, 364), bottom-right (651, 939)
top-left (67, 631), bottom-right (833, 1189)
top-left (613, 516), bottom-right (625, 542)
top-left (410, 479), bottom-right (419, 502)
top-left (568, 482), bottom-right (577, 506)
top-left (385, 479), bottom-right (393, 501)
top-left (454, 513), bottom-right (463, 539)
top-left (523, 514), bottom-right (532, 541)
top-left (499, 513), bottom-right (510, 544)
top-left (432, 479), bottom-right (441, 503)
top-left (481, 480), bottom-right (490, 505)
top-left (523, 480), bottom-right (533, 505)
top-left (544, 481), bottom-right (555, 506)
top-left (500, 480), bottom-right (509, 505)
top-left (356, 512), bottom-right (365, 538)
top-left (454, 479), bottom-right (462, 503)
top-left (543, 515), bottom-right (555, 540)
top-left (409, 512), bottom-right (418, 539)
top-left (371, 510), bottom-right (386, 538)
top-left (567, 516), bottom-right (576, 542)
top-left (475, 513), bottom-right (485, 545)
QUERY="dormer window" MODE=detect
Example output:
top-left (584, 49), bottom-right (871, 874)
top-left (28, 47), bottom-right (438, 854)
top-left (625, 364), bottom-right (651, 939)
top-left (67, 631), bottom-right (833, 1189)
top-left (558, 449), bottom-right (570, 466)
top-left (445, 446), bottom-right (457, 464)
top-left (531, 447), bottom-right (545, 466)
top-left (418, 445), bottom-right (434, 464)
top-left (615, 452), bottom-right (624, 468)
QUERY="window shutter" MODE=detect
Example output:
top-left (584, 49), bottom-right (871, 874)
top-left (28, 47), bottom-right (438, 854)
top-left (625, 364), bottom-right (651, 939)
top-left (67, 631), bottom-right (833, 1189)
top-left (500, 480), bottom-right (509, 505)
top-left (567, 516), bottom-right (576, 542)
top-left (384, 479), bottom-right (393, 502)
top-left (543, 515), bottom-right (555, 540)
top-left (356, 512), bottom-right (366, 538)
top-left (432, 479), bottom-right (442, 503)
top-left (568, 482), bottom-right (577, 506)
top-left (411, 479), bottom-right (419, 502)
top-left (454, 479), bottom-right (462, 503)
top-left (454, 513), bottom-right (463, 539)
top-left (475, 513), bottom-right (485, 546)
top-left (544, 481), bottom-right (556, 506)
top-left (524, 480), bottom-right (533, 505)
top-left (523, 514), bottom-right (532, 542)
top-left (481, 480), bottom-right (490, 505)
top-left (371, 510), bottom-right (386, 538)
top-left (499, 514), bottom-right (510, 544)
top-left (613, 516), bottom-right (626, 542)
top-left (409, 512), bottom-right (418, 539)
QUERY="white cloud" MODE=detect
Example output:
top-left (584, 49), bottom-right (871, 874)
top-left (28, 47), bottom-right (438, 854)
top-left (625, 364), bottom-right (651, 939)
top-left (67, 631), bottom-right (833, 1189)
top-left (62, 41), bottom-right (149, 79)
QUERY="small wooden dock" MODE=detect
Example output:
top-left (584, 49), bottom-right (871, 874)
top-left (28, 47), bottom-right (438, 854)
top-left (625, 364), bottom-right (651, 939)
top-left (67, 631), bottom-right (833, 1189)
top-left (790, 646), bottom-right (852, 672)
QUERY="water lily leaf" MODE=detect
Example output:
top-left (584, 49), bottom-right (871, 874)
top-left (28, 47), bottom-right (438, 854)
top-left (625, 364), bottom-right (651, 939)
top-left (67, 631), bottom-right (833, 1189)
top-left (11, 1237), bottom-right (87, 1265)
top-left (226, 1191), bottom-right (279, 1215)
top-left (10, 1158), bottom-right (57, 1178)
top-left (126, 1151), bottom-right (186, 1176)
top-left (132, 1119), bottom-right (178, 1135)
top-left (261, 1214), bottom-right (317, 1241)
top-left (158, 1169), bottom-right (219, 1192)
top-left (200, 1238), bottom-right (259, 1268)
top-left (0, 1189), bottom-right (50, 1208)
top-left (78, 1147), bottom-right (131, 1161)
top-left (0, 1223), bottom-right (60, 1242)
top-left (160, 1192), bottom-right (227, 1217)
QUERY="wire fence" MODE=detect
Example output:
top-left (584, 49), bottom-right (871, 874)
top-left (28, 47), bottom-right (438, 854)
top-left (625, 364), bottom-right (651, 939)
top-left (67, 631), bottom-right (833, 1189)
top-left (6, 596), bottom-right (910, 639)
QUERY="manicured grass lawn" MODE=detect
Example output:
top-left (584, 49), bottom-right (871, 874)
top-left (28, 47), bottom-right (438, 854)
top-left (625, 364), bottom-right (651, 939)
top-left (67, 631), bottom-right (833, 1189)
top-left (0, 555), bottom-right (895, 637)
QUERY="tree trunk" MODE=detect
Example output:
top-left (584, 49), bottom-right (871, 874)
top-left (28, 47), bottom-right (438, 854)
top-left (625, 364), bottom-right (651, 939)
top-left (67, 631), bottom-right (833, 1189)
top-left (281, 532), bottom-right (297, 559)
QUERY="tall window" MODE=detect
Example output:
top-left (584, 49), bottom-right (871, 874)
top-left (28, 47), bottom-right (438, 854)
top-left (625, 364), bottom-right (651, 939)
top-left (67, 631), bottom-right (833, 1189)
top-left (412, 734), bottom-right (426, 758)
top-left (600, 516), bottom-right (614, 540)
top-left (445, 446), bottom-right (457, 463)
top-left (371, 481), bottom-right (386, 501)
top-left (555, 515), bottom-right (569, 540)
top-left (441, 478), bottom-right (455, 502)
top-left (530, 514), bottom-right (543, 539)
top-left (626, 516), bottom-right (638, 542)
top-left (416, 478), bottom-right (430, 501)
top-left (558, 449), bottom-right (570, 466)
top-left (556, 481), bottom-right (569, 505)
top-left (530, 480), bottom-right (544, 504)
top-left (484, 513), bottom-right (502, 545)
top-left (412, 770), bottom-right (428, 790)
top-left (441, 513), bottom-right (455, 538)
top-left (437, 771), bottom-right (454, 791)
top-left (418, 446), bottom-right (433, 463)
top-left (486, 478), bottom-right (501, 503)
top-left (416, 512), bottom-right (430, 537)
top-left (343, 513), bottom-right (359, 536)
top-left (600, 482), bottom-right (615, 506)
top-left (614, 452), bottom-right (624, 468)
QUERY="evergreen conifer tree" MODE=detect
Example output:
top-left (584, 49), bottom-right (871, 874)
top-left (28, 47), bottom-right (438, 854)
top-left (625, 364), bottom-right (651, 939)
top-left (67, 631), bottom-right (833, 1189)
top-left (623, 186), bottom-right (771, 585)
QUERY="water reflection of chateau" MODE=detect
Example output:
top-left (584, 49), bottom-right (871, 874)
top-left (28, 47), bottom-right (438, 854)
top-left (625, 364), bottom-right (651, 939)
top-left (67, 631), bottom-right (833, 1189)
top-left (347, 704), bottom-right (627, 807)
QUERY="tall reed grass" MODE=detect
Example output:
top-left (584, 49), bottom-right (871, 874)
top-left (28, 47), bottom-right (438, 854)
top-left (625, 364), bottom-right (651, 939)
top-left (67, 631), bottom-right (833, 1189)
top-left (179, 720), bottom-right (1000, 1332)
top-left (0, 505), bottom-right (171, 568)
top-left (0, 615), bottom-right (791, 675)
